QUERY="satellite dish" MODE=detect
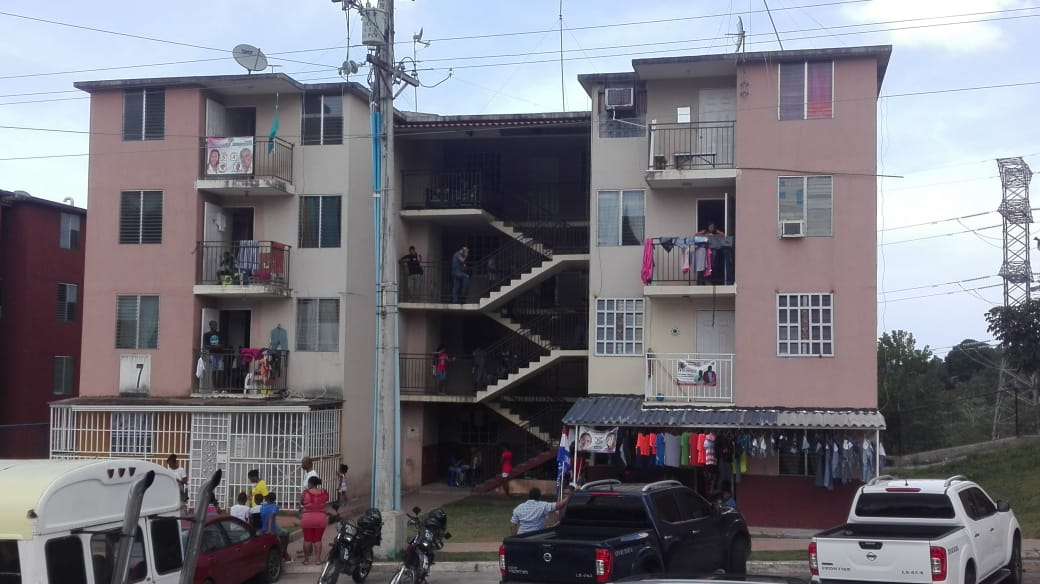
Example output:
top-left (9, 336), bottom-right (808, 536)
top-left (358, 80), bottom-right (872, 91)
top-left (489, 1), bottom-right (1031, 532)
top-left (233, 44), bottom-right (268, 73)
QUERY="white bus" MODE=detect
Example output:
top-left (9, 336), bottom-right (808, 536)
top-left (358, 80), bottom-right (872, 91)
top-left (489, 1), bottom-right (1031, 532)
top-left (0, 458), bottom-right (184, 584)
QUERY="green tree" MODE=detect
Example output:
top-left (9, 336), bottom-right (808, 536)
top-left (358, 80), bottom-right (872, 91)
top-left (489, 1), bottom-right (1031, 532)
top-left (945, 339), bottom-right (998, 383)
top-left (986, 299), bottom-right (1040, 377)
top-left (877, 330), bottom-right (948, 454)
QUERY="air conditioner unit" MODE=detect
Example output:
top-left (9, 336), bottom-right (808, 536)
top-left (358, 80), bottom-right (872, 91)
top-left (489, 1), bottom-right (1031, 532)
top-left (605, 87), bottom-right (634, 110)
top-left (780, 220), bottom-right (805, 238)
top-left (119, 354), bottom-right (151, 394)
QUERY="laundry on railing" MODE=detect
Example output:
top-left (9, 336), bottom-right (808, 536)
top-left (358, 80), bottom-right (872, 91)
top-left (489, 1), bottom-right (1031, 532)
top-left (646, 236), bottom-right (734, 285)
top-left (237, 240), bottom-right (259, 271)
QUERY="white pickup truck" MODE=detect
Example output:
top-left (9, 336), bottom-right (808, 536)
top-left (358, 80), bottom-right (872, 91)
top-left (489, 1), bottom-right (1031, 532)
top-left (809, 475), bottom-right (1021, 584)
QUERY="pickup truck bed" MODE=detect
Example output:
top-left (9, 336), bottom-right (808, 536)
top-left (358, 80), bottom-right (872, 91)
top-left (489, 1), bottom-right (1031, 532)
top-left (815, 523), bottom-right (961, 541)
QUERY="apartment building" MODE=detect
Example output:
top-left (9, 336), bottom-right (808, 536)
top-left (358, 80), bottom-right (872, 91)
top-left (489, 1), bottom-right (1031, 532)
top-left (52, 74), bottom-right (373, 507)
top-left (394, 111), bottom-right (591, 489)
top-left (0, 190), bottom-right (86, 457)
top-left (567, 46), bottom-right (891, 528)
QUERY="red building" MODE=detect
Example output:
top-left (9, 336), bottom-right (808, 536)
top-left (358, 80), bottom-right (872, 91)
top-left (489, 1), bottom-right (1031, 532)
top-left (0, 190), bottom-right (86, 457)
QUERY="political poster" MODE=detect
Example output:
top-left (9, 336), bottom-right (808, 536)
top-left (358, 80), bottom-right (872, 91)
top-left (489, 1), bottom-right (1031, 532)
top-left (204, 136), bottom-right (254, 176)
top-left (576, 426), bottom-right (619, 453)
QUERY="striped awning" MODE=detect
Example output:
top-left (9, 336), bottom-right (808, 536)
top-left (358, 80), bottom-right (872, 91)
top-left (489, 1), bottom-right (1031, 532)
top-left (562, 395), bottom-right (885, 430)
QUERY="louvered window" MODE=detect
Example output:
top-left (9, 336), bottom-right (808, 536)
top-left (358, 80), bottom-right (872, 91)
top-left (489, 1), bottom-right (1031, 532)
top-left (57, 283), bottom-right (77, 322)
top-left (298, 195), bottom-right (341, 248)
top-left (53, 356), bottom-right (75, 395)
top-left (296, 298), bottom-right (339, 352)
top-left (116, 295), bottom-right (159, 349)
top-left (779, 61), bottom-right (833, 120)
top-left (302, 94), bottom-right (343, 145)
top-left (119, 191), bottom-right (163, 244)
top-left (123, 88), bottom-right (165, 140)
top-left (60, 213), bottom-right (81, 249)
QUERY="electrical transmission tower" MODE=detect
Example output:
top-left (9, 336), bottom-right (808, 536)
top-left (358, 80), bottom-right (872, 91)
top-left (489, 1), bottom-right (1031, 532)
top-left (991, 156), bottom-right (1035, 439)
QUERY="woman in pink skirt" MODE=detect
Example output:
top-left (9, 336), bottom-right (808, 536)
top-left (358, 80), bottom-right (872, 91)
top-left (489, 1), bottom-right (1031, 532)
top-left (300, 475), bottom-right (330, 564)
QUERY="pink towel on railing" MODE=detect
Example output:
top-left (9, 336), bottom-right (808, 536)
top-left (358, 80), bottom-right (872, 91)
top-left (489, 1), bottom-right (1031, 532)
top-left (704, 248), bottom-right (713, 278)
top-left (240, 347), bottom-right (263, 367)
top-left (641, 238), bottom-right (655, 284)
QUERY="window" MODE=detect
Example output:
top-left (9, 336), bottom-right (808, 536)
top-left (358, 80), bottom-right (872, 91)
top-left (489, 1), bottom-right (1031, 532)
top-left (296, 298), bottom-right (340, 352)
top-left (119, 191), bottom-right (163, 244)
top-left (299, 195), bottom-right (341, 248)
top-left (46, 536), bottom-right (87, 584)
top-left (222, 519), bottom-right (252, 543)
top-left (123, 88), bottom-right (165, 140)
top-left (57, 283), bottom-right (78, 322)
top-left (651, 492), bottom-right (682, 523)
top-left (778, 176), bottom-right (832, 236)
top-left (597, 190), bottom-right (644, 246)
top-left (53, 356), bottom-right (75, 395)
top-left (777, 293), bottom-right (833, 356)
top-left (201, 525), bottom-right (228, 553)
top-left (855, 493), bottom-right (955, 519)
top-left (151, 518), bottom-right (184, 575)
top-left (60, 212), bottom-right (81, 249)
top-left (111, 412), bottom-right (154, 456)
top-left (674, 489), bottom-right (713, 520)
top-left (595, 298), bottom-right (644, 356)
top-left (779, 61), bottom-right (833, 120)
top-left (302, 94), bottom-right (343, 145)
top-left (90, 528), bottom-right (147, 584)
top-left (967, 488), bottom-right (996, 519)
top-left (116, 295), bottom-right (160, 349)
top-left (0, 541), bottom-right (19, 581)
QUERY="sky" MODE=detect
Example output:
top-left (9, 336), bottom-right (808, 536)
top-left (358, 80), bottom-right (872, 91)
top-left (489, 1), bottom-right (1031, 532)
top-left (1, 0), bottom-right (1038, 356)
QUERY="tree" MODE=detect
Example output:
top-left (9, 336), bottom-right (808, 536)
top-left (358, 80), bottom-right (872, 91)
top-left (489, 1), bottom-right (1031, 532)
top-left (986, 299), bottom-right (1040, 377)
top-left (945, 339), bottom-right (999, 384)
top-left (877, 330), bottom-right (948, 454)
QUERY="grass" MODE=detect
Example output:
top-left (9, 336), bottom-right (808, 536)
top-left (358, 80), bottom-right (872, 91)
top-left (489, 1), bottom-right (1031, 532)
top-left (440, 495), bottom-right (518, 542)
top-left (893, 439), bottom-right (1040, 538)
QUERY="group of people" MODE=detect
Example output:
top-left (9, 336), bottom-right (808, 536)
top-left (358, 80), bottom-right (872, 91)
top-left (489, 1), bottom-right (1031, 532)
top-left (166, 454), bottom-right (351, 566)
top-left (398, 244), bottom-right (476, 304)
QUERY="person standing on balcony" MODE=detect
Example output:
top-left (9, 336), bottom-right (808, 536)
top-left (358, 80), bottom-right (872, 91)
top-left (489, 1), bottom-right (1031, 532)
top-left (399, 246), bottom-right (424, 299)
top-left (451, 245), bottom-right (470, 303)
top-left (201, 320), bottom-right (225, 389)
top-left (697, 222), bottom-right (725, 237)
top-left (433, 346), bottom-right (450, 394)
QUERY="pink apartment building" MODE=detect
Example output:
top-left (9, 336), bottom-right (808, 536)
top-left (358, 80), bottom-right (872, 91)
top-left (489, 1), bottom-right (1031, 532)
top-left (52, 74), bottom-right (375, 508)
top-left (566, 45), bottom-right (890, 528)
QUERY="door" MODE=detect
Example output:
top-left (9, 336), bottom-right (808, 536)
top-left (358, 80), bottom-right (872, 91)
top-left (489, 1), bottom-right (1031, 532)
top-left (227, 207), bottom-right (255, 242)
top-left (197, 523), bottom-right (234, 583)
top-left (672, 488), bottom-right (726, 573)
top-left (696, 311), bottom-right (735, 354)
top-left (202, 203), bottom-right (229, 282)
top-left (696, 198), bottom-right (727, 234)
top-left (650, 491), bottom-right (698, 572)
top-left (226, 107), bottom-right (257, 137)
top-left (205, 99), bottom-right (228, 137)
top-left (963, 487), bottom-right (1002, 576)
top-left (220, 518), bottom-right (263, 579)
top-left (696, 88), bottom-right (737, 166)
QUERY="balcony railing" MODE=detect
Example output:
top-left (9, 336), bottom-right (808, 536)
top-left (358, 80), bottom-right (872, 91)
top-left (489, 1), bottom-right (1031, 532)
top-left (199, 136), bottom-right (294, 183)
top-left (648, 122), bottom-right (735, 170)
top-left (401, 169), bottom-right (495, 212)
top-left (647, 237), bottom-right (734, 286)
top-left (400, 353), bottom-right (474, 395)
top-left (193, 349), bottom-right (289, 395)
top-left (196, 241), bottom-right (291, 290)
top-left (645, 352), bottom-right (734, 404)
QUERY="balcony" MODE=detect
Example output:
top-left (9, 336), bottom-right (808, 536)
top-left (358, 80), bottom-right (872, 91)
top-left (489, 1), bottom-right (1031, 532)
top-left (645, 353), bottom-right (734, 405)
top-left (194, 241), bottom-right (292, 298)
top-left (192, 349), bottom-right (289, 397)
top-left (644, 238), bottom-right (735, 297)
top-left (646, 122), bottom-right (737, 189)
top-left (195, 136), bottom-right (295, 196)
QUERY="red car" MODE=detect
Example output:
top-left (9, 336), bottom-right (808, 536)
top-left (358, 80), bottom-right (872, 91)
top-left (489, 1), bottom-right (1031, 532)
top-left (190, 516), bottom-right (283, 583)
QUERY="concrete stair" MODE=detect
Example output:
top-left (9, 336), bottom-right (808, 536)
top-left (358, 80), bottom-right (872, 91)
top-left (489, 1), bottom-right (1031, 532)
top-left (483, 402), bottom-right (553, 444)
top-left (485, 312), bottom-right (553, 347)
top-left (474, 349), bottom-right (586, 402)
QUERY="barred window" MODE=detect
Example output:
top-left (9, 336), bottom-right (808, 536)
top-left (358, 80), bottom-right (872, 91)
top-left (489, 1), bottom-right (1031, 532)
top-left (595, 298), bottom-right (644, 356)
top-left (296, 298), bottom-right (339, 352)
top-left (111, 412), bottom-right (154, 456)
top-left (777, 293), bottom-right (833, 356)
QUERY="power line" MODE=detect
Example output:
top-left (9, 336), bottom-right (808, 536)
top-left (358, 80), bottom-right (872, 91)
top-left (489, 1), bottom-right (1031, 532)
top-left (879, 275), bottom-right (1000, 295)
top-left (879, 283), bottom-right (1004, 303)
top-left (881, 224), bottom-right (1003, 246)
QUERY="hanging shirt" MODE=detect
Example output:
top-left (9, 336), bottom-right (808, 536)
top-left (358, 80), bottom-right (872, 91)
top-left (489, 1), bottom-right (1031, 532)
top-left (664, 434), bottom-right (681, 467)
top-left (654, 433), bottom-right (667, 466)
top-left (679, 432), bottom-right (692, 466)
top-left (704, 432), bottom-right (716, 465)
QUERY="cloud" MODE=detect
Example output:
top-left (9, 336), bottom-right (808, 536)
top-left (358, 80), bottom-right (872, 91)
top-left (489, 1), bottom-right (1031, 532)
top-left (844, 0), bottom-right (1030, 53)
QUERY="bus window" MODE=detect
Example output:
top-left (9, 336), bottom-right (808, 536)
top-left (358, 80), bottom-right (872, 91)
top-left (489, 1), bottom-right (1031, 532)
top-left (0, 540), bottom-right (21, 584)
top-left (150, 518), bottom-right (183, 575)
top-left (90, 528), bottom-right (147, 583)
top-left (45, 536), bottom-right (87, 584)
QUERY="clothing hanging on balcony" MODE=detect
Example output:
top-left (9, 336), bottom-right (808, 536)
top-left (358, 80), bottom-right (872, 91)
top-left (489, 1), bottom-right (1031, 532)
top-left (237, 240), bottom-right (259, 271)
top-left (641, 238), bottom-right (654, 284)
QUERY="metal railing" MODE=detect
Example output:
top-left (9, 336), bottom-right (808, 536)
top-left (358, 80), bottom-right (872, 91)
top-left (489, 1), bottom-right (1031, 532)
top-left (199, 136), bottom-right (294, 183)
top-left (645, 353), bottom-right (734, 404)
top-left (648, 238), bottom-right (734, 285)
top-left (503, 220), bottom-right (590, 255)
top-left (192, 349), bottom-right (289, 395)
top-left (401, 169), bottom-right (493, 211)
top-left (196, 240), bottom-right (291, 290)
top-left (648, 121), bottom-right (735, 170)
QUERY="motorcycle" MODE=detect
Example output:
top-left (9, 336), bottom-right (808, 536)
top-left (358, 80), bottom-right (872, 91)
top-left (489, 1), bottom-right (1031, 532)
top-left (318, 507), bottom-right (383, 584)
top-left (389, 506), bottom-right (451, 584)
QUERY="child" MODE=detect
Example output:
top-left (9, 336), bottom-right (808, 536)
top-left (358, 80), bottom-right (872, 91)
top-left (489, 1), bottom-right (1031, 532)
top-left (336, 464), bottom-right (349, 507)
top-left (230, 492), bottom-right (250, 523)
top-left (250, 493), bottom-right (264, 529)
top-left (261, 492), bottom-right (292, 562)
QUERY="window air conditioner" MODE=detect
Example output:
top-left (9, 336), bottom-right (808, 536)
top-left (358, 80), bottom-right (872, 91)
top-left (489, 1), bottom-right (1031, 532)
top-left (605, 87), bottom-right (635, 110)
top-left (780, 220), bottom-right (805, 238)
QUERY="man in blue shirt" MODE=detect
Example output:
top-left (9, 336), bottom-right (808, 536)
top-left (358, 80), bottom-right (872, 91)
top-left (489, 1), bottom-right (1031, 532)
top-left (261, 493), bottom-right (292, 562)
top-left (451, 245), bottom-right (469, 303)
top-left (510, 488), bottom-right (569, 535)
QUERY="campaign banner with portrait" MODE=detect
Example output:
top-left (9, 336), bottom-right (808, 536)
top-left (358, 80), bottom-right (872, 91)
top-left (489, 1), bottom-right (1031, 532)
top-left (675, 358), bottom-right (718, 386)
top-left (577, 426), bottom-right (619, 453)
top-left (204, 136), bottom-right (255, 176)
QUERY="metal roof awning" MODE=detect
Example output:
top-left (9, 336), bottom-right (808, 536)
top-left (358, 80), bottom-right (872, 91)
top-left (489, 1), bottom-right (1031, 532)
top-left (562, 395), bottom-right (886, 430)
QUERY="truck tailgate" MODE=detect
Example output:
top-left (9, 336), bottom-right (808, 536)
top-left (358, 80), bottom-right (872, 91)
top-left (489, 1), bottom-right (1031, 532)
top-left (817, 537), bottom-right (934, 583)
top-left (502, 539), bottom-right (599, 583)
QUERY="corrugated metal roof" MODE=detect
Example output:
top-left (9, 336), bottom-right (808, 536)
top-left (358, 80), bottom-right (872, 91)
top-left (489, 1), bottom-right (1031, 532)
top-left (562, 395), bottom-right (885, 430)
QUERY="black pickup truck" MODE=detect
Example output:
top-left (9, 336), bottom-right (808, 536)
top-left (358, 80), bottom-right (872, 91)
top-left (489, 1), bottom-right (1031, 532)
top-left (499, 479), bottom-right (750, 583)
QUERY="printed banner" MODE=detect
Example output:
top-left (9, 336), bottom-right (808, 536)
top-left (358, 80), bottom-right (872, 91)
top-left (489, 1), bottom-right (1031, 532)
top-left (205, 136), bottom-right (254, 175)
top-left (577, 426), bottom-right (619, 453)
top-left (675, 358), bottom-right (718, 386)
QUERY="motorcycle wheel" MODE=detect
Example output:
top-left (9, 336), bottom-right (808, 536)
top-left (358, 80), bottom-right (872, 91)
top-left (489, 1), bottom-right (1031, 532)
top-left (352, 548), bottom-right (375, 583)
top-left (389, 565), bottom-right (416, 584)
top-left (318, 559), bottom-right (341, 584)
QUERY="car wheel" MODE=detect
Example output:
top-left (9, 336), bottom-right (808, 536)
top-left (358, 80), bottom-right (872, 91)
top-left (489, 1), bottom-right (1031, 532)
top-left (964, 564), bottom-right (976, 584)
top-left (1006, 536), bottom-right (1022, 584)
top-left (725, 537), bottom-right (748, 574)
top-left (263, 548), bottom-right (283, 582)
top-left (352, 548), bottom-right (374, 583)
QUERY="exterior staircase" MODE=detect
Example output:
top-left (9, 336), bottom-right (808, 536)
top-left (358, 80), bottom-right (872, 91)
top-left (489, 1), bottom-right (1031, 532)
top-left (483, 402), bottom-right (554, 444)
top-left (475, 350), bottom-right (585, 402)
top-left (471, 447), bottom-right (559, 494)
